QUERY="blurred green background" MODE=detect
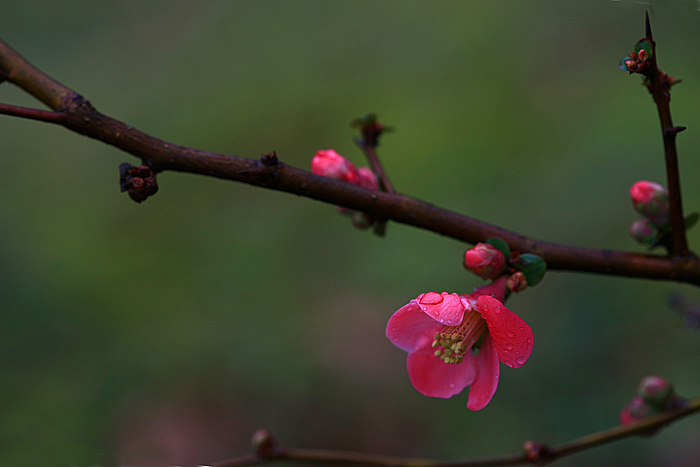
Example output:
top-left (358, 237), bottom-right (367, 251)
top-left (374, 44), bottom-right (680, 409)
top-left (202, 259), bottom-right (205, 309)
top-left (2, 1), bottom-right (700, 466)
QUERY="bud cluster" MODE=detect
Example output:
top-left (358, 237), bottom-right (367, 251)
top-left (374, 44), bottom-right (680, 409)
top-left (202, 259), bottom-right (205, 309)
top-left (463, 239), bottom-right (546, 295)
top-left (628, 180), bottom-right (670, 246)
top-left (311, 149), bottom-right (379, 229)
top-left (619, 375), bottom-right (688, 432)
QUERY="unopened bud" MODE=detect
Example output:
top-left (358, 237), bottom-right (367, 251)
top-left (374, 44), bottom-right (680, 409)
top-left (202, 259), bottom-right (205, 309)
top-left (620, 395), bottom-right (656, 426)
top-left (522, 440), bottom-right (551, 464)
top-left (251, 429), bottom-right (281, 457)
top-left (351, 211), bottom-right (374, 230)
top-left (630, 218), bottom-right (657, 244)
top-left (464, 243), bottom-right (506, 280)
top-left (637, 375), bottom-right (673, 406)
top-left (506, 271), bottom-right (528, 293)
top-left (355, 166), bottom-right (379, 191)
top-left (630, 181), bottom-right (670, 227)
top-left (311, 149), bottom-right (357, 184)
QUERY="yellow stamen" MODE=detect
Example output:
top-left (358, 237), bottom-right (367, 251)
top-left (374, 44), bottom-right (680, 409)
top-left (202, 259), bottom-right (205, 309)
top-left (432, 308), bottom-right (487, 364)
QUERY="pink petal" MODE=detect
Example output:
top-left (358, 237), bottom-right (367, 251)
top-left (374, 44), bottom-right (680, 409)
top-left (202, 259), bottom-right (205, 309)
top-left (415, 292), bottom-right (469, 326)
top-left (467, 333), bottom-right (500, 410)
top-left (386, 300), bottom-right (444, 353)
top-left (407, 346), bottom-right (476, 398)
top-left (476, 296), bottom-right (533, 369)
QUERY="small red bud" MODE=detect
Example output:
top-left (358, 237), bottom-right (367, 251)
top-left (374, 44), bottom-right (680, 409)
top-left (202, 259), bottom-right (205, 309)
top-left (630, 181), bottom-right (669, 227)
top-left (464, 243), bottom-right (506, 280)
top-left (311, 149), bottom-right (358, 184)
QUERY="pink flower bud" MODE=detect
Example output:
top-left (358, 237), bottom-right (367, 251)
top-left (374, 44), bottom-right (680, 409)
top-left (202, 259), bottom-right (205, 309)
top-left (311, 149), bottom-right (358, 183)
top-left (463, 243), bottom-right (506, 280)
top-left (620, 395), bottom-right (655, 426)
top-left (630, 181), bottom-right (670, 227)
top-left (629, 218), bottom-right (657, 244)
top-left (637, 375), bottom-right (673, 406)
top-left (355, 167), bottom-right (379, 191)
top-left (506, 271), bottom-right (528, 293)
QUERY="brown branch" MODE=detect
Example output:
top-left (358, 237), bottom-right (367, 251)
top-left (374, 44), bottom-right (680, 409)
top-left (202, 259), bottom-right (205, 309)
top-left (211, 397), bottom-right (700, 467)
top-left (644, 13), bottom-right (689, 258)
top-left (1, 37), bottom-right (699, 286)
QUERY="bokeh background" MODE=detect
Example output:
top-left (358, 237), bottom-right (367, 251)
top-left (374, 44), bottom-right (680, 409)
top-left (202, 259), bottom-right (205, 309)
top-left (2, 1), bottom-right (700, 466)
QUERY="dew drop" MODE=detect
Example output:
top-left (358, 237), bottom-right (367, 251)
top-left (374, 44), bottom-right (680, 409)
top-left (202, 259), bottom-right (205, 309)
top-left (446, 319), bottom-right (452, 325)
top-left (420, 292), bottom-right (444, 305)
top-left (505, 343), bottom-right (514, 351)
top-left (449, 383), bottom-right (455, 389)
top-left (527, 338), bottom-right (532, 345)
top-left (506, 331), bottom-right (515, 338)
top-left (516, 357), bottom-right (526, 365)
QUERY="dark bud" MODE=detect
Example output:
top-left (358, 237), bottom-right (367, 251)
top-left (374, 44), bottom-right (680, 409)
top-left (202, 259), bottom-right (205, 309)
top-left (523, 440), bottom-right (552, 465)
top-left (251, 429), bottom-right (283, 458)
top-left (119, 163), bottom-right (158, 203)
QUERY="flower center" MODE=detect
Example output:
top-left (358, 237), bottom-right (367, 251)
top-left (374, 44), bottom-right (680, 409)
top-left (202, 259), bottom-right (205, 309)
top-left (432, 309), bottom-right (487, 364)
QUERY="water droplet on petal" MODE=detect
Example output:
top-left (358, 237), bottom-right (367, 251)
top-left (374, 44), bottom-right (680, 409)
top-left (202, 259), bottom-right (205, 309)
top-left (420, 292), bottom-right (444, 305)
top-left (446, 319), bottom-right (452, 325)
top-left (505, 343), bottom-right (514, 351)
top-left (449, 383), bottom-right (455, 389)
top-left (516, 356), bottom-right (526, 365)
top-left (527, 338), bottom-right (532, 345)
top-left (432, 310), bottom-right (440, 316)
top-left (506, 331), bottom-right (515, 338)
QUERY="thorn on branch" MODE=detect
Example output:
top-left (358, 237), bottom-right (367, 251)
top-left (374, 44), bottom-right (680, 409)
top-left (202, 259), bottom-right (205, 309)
top-left (119, 162), bottom-right (159, 203)
top-left (663, 126), bottom-right (686, 136)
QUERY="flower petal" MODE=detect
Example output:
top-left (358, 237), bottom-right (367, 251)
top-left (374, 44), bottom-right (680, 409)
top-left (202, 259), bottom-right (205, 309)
top-left (415, 292), bottom-right (469, 326)
top-left (386, 300), bottom-right (444, 353)
top-left (476, 296), bottom-right (533, 368)
top-left (467, 333), bottom-right (500, 410)
top-left (407, 346), bottom-right (476, 398)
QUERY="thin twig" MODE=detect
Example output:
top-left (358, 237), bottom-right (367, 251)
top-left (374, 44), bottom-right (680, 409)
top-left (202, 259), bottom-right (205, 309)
top-left (211, 397), bottom-right (700, 467)
top-left (0, 102), bottom-right (68, 124)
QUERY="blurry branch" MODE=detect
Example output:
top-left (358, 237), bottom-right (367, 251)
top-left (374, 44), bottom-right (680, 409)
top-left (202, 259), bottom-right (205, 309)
top-left (212, 397), bottom-right (700, 467)
top-left (1, 38), bottom-right (700, 285)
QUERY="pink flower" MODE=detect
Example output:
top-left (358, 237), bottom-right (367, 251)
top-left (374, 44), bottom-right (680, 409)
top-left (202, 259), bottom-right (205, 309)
top-left (630, 181), bottom-right (669, 227)
top-left (386, 281), bottom-right (533, 411)
top-left (311, 149), bottom-right (358, 184)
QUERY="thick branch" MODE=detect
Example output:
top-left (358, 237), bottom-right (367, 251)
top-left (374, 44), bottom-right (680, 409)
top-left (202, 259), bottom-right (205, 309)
top-left (1, 37), bottom-right (699, 286)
